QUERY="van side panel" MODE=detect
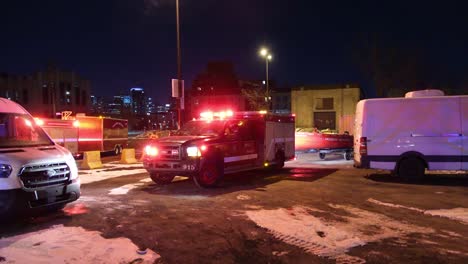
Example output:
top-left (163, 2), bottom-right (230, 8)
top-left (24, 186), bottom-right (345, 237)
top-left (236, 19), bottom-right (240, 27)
top-left (362, 96), bottom-right (462, 171)
top-left (462, 97), bottom-right (468, 170)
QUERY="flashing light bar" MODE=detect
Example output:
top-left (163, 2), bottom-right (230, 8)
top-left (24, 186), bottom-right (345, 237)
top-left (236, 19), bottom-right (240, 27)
top-left (199, 110), bottom-right (234, 120)
top-left (34, 118), bottom-right (44, 126)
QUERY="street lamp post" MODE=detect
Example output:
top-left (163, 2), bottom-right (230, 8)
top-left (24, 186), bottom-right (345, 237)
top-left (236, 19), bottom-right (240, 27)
top-left (259, 48), bottom-right (272, 110)
top-left (175, 0), bottom-right (182, 129)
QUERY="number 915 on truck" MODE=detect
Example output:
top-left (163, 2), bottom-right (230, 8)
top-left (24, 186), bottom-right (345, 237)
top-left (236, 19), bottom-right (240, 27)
top-left (142, 111), bottom-right (295, 187)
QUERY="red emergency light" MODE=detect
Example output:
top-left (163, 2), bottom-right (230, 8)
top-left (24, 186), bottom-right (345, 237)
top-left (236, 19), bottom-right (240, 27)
top-left (199, 110), bottom-right (233, 121)
top-left (34, 118), bottom-right (45, 126)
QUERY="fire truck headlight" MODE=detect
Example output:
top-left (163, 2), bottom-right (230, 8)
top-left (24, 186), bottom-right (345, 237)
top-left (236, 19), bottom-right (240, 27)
top-left (145, 145), bottom-right (159, 156)
top-left (186, 146), bottom-right (201, 157)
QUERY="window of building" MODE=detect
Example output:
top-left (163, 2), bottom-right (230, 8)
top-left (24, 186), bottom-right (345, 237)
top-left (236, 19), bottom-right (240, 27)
top-left (81, 90), bottom-right (87, 106)
top-left (59, 82), bottom-right (65, 105)
top-left (313, 111), bottom-right (336, 130)
top-left (315, 98), bottom-right (334, 110)
top-left (75, 86), bottom-right (80, 105)
top-left (66, 84), bottom-right (71, 105)
top-left (42, 86), bottom-right (48, 104)
top-left (22, 89), bottom-right (28, 104)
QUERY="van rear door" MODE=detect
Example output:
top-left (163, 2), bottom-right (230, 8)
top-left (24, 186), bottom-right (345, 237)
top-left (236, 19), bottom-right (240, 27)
top-left (462, 97), bottom-right (468, 170)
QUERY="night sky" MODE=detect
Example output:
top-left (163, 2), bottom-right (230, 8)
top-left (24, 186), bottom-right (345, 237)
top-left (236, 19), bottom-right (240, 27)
top-left (2, 0), bottom-right (467, 103)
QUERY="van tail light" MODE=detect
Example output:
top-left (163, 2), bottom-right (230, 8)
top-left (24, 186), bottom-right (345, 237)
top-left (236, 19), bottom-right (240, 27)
top-left (359, 137), bottom-right (367, 155)
top-left (145, 145), bottom-right (159, 156)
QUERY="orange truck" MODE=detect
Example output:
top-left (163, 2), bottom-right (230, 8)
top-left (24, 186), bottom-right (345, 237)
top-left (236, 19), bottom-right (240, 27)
top-left (36, 115), bottom-right (128, 157)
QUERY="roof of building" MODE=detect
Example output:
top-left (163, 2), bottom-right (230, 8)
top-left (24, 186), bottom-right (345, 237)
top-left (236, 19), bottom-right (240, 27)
top-left (292, 84), bottom-right (360, 91)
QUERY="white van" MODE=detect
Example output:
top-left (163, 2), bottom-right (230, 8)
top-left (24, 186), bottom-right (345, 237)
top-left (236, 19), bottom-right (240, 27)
top-left (354, 90), bottom-right (467, 180)
top-left (0, 98), bottom-right (80, 216)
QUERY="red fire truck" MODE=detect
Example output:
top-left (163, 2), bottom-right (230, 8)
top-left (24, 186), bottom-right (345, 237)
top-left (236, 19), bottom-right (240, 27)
top-left (142, 110), bottom-right (295, 187)
top-left (36, 115), bottom-right (128, 156)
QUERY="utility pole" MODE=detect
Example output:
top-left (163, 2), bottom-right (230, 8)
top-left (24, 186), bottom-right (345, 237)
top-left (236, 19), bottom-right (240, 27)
top-left (175, 0), bottom-right (182, 129)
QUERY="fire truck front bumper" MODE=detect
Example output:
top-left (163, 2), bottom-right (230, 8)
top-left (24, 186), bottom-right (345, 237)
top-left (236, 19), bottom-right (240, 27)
top-left (143, 159), bottom-right (200, 174)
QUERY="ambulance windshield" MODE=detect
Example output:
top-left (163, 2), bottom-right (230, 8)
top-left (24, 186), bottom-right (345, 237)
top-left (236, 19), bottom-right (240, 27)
top-left (175, 120), bottom-right (226, 136)
top-left (0, 113), bottom-right (54, 148)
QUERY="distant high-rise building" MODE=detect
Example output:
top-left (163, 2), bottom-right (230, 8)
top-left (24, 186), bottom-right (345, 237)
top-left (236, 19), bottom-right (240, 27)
top-left (145, 97), bottom-right (156, 114)
top-left (131, 88), bottom-right (145, 115)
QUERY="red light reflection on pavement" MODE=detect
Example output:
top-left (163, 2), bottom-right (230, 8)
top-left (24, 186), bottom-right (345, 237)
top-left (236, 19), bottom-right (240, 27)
top-left (63, 203), bottom-right (89, 216)
top-left (289, 168), bottom-right (337, 180)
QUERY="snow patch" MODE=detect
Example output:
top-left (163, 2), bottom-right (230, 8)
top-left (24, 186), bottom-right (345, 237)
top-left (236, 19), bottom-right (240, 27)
top-left (425, 208), bottom-right (468, 224)
top-left (0, 225), bottom-right (159, 263)
top-left (79, 162), bottom-right (147, 184)
top-left (109, 178), bottom-right (151, 195)
top-left (368, 198), bottom-right (468, 225)
top-left (367, 198), bottom-right (424, 213)
top-left (246, 205), bottom-right (433, 263)
top-left (236, 194), bottom-right (251, 200)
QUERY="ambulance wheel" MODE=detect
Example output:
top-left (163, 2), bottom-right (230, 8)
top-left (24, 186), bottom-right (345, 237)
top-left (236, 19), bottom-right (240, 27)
top-left (397, 157), bottom-right (425, 182)
top-left (274, 151), bottom-right (285, 169)
top-left (195, 156), bottom-right (223, 188)
top-left (319, 153), bottom-right (326, 159)
top-left (150, 173), bottom-right (175, 185)
top-left (0, 191), bottom-right (15, 219)
top-left (46, 203), bottom-right (67, 213)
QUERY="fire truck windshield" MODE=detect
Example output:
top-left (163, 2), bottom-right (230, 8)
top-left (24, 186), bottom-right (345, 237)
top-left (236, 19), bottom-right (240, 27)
top-left (0, 113), bottom-right (54, 148)
top-left (174, 120), bottom-right (226, 136)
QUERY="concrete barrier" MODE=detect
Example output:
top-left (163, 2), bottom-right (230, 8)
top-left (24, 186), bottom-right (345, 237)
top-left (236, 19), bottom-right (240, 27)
top-left (120, 148), bottom-right (138, 164)
top-left (81, 151), bottom-right (103, 170)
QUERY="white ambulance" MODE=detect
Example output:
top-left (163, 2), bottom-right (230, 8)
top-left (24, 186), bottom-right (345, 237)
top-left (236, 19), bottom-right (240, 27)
top-left (0, 98), bottom-right (80, 216)
top-left (354, 90), bottom-right (467, 180)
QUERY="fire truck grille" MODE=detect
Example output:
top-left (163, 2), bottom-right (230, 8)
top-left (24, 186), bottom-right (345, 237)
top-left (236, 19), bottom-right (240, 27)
top-left (18, 162), bottom-right (71, 189)
top-left (158, 145), bottom-right (181, 160)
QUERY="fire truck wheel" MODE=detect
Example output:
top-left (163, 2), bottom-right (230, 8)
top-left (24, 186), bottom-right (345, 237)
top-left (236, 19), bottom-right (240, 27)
top-left (195, 157), bottom-right (223, 188)
top-left (150, 173), bottom-right (175, 185)
top-left (274, 151), bottom-right (285, 169)
top-left (114, 146), bottom-right (122, 155)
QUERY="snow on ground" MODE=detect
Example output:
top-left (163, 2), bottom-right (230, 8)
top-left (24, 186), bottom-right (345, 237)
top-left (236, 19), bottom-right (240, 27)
top-left (368, 198), bottom-right (468, 225)
top-left (285, 152), bottom-right (354, 169)
top-left (0, 225), bottom-right (159, 264)
top-left (79, 162), bottom-right (147, 184)
top-left (246, 204), bottom-right (433, 264)
top-left (109, 178), bottom-right (148, 195)
top-left (425, 208), bottom-right (468, 224)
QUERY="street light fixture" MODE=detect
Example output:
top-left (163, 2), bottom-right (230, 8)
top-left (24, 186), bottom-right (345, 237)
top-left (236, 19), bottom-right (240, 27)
top-left (259, 48), bottom-right (272, 109)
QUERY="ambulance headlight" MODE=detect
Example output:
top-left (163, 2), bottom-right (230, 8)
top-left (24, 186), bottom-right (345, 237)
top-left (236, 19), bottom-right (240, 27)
top-left (0, 164), bottom-right (12, 178)
top-left (186, 146), bottom-right (201, 157)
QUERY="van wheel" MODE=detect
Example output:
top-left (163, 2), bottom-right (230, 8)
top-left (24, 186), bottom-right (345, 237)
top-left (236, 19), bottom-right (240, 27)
top-left (274, 151), bottom-right (285, 169)
top-left (319, 153), bottom-right (326, 160)
top-left (398, 157), bottom-right (425, 182)
top-left (150, 173), bottom-right (175, 184)
top-left (194, 156), bottom-right (223, 188)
